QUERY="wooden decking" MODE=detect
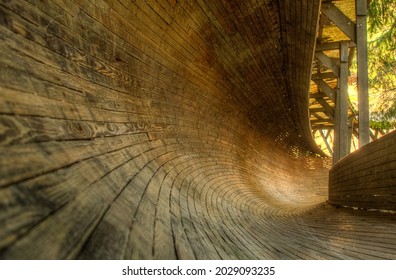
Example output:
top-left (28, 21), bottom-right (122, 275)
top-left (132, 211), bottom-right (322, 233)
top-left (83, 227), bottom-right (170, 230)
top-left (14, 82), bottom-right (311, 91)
top-left (3, 184), bottom-right (396, 259)
top-left (0, 0), bottom-right (395, 259)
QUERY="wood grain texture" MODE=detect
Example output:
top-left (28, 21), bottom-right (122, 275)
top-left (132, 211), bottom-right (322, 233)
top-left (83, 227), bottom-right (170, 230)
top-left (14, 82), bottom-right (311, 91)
top-left (329, 130), bottom-right (396, 211)
top-left (0, 0), bottom-right (395, 260)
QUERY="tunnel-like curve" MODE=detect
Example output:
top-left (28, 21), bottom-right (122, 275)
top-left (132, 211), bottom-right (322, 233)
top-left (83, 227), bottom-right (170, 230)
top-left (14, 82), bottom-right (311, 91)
top-left (1, 0), bottom-right (396, 259)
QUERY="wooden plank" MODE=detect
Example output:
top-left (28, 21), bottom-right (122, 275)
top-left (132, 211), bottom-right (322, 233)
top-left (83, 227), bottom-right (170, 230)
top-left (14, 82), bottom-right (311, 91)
top-left (0, 133), bottom-right (149, 188)
top-left (339, 41), bottom-right (350, 159)
top-left (1, 156), bottom-right (144, 259)
top-left (356, 0), bottom-right (370, 147)
top-left (0, 141), bottom-right (155, 250)
top-left (0, 114), bottom-right (176, 146)
top-left (333, 41), bottom-right (350, 163)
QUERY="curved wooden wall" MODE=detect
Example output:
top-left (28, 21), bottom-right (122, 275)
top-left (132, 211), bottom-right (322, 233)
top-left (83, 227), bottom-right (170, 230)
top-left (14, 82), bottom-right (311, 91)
top-left (329, 130), bottom-right (396, 211)
top-left (1, 0), bottom-right (396, 259)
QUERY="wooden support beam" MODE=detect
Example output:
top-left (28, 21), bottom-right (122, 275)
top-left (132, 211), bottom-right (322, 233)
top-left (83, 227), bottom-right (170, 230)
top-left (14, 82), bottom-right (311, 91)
top-left (353, 127), bottom-right (360, 138)
top-left (340, 41), bottom-right (350, 157)
top-left (356, 0), bottom-right (370, 147)
top-left (370, 129), bottom-right (377, 141)
top-left (310, 92), bottom-right (328, 98)
top-left (311, 72), bottom-right (337, 80)
top-left (333, 41), bottom-right (350, 163)
top-left (312, 112), bottom-right (330, 119)
top-left (316, 41), bottom-right (356, 52)
top-left (315, 52), bottom-right (339, 76)
top-left (320, 129), bottom-right (333, 154)
top-left (316, 98), bottom-right (335, 118)
top-left (312, 124), bottom-right (334, 129)
top-left (310, 107), bottom-right (327, 113)
top-left (311, 120), bottom-right (333, 125)
top-left (309, 106), bottom-right (334, 114)
top-left (313, 79), bottom-right (336, 102)
top-left (348, 116), bottom-right (355, 153)
top-left (321, 2), bottom-right (356, 42)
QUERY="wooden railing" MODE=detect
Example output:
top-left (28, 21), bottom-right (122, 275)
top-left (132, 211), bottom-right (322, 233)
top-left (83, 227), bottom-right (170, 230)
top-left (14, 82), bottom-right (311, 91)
top-left (329, 130), bottom-right (396, 211)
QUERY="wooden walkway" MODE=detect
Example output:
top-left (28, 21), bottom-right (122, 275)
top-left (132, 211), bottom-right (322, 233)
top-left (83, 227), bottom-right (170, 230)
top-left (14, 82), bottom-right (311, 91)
top-left (0, 0), bottom-right (395, 259)
top-left (2, 172), bottom-right (396, 259)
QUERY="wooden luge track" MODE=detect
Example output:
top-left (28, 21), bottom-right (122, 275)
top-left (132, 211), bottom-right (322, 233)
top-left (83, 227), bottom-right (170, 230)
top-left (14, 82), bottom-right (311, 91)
top-left (0, 0), bottom-right (395, 259)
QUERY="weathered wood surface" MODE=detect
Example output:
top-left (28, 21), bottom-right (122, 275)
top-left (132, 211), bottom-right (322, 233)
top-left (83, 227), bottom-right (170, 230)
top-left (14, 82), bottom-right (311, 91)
top-left (329, 130), bottom-right (396, 211)
top-left (0, 0), bottom-right (395, 260)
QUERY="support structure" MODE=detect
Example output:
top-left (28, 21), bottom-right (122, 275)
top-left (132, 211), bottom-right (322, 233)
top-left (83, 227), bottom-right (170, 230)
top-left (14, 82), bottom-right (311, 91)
top-left (310, 0), bottom-right (370, 162)
top-left (333, 41), bottom-right (350, 163)
top-left (356, 0), bottom-right (370, 147)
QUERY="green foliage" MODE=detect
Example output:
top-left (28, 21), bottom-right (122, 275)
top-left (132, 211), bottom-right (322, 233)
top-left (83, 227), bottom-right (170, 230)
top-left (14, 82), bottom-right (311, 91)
top-left (367, 0), bottom-right (396, 127)
top-left (369, 120), bottom-right (396, 130)
top-left (368, 0), bottom-right (396, 34)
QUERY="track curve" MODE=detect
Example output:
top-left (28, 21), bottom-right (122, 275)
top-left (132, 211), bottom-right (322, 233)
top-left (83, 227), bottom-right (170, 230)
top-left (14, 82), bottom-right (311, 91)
top-left (1, 0), bottom-right (396, 259)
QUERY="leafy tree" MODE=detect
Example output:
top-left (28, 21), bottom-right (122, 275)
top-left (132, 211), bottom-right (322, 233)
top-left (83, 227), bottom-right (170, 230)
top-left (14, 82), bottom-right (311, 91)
top-left (367, 0), bottom-right (396, 127)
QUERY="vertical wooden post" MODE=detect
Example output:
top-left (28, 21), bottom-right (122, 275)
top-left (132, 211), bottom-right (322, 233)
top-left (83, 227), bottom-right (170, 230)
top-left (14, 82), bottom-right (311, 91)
top-left (348, 116), bottom-right (355, 153)
top-left (340, 41), bottom-right (350, 159)
top-left (356, 0), bottom-right (370, 147)
top-left (333, 90), bottom-right (340, 163)
top-left (333, 41), bottom-right (350, 163)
